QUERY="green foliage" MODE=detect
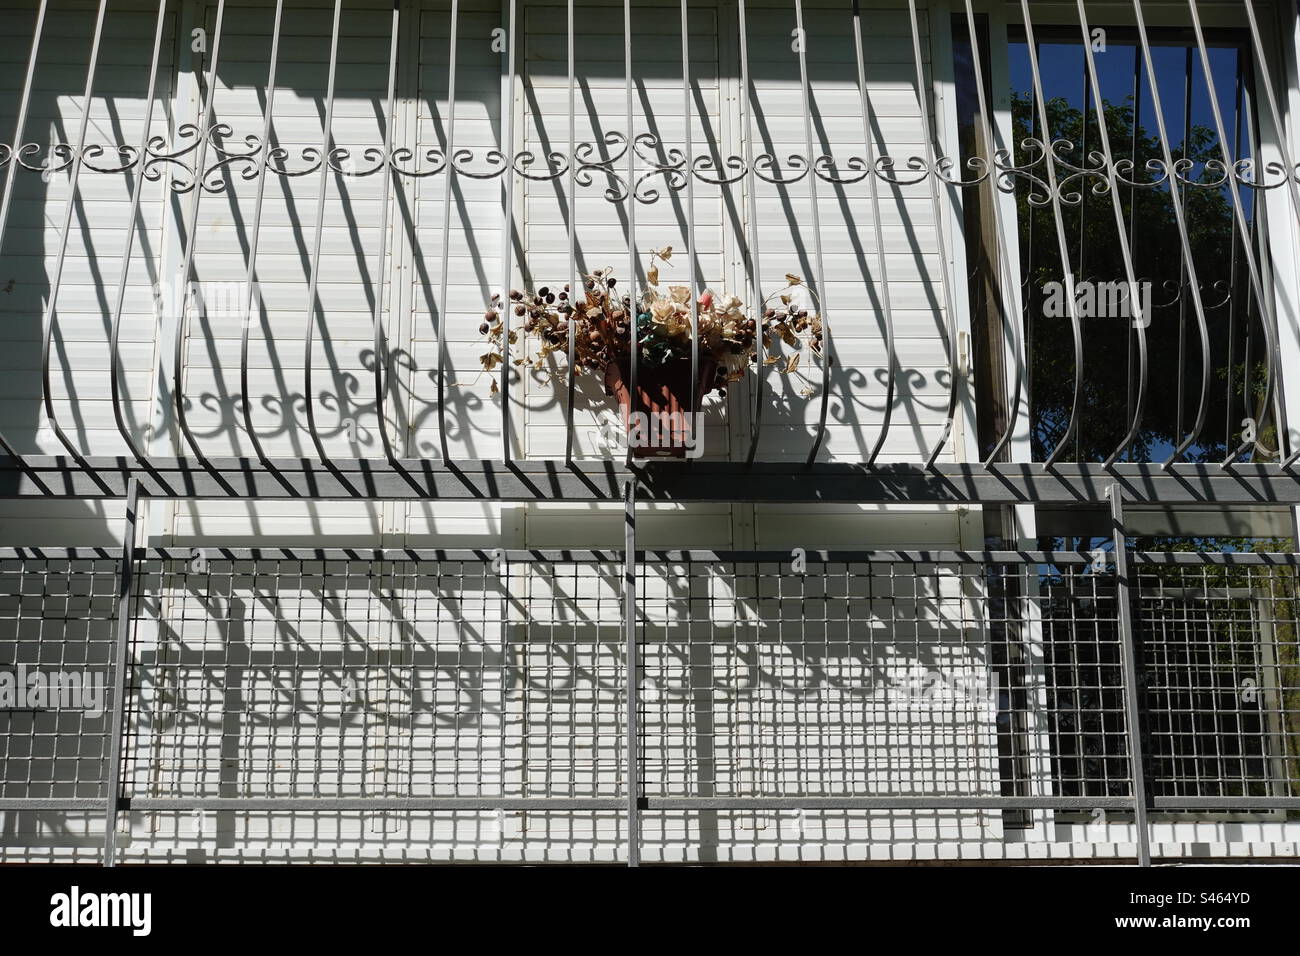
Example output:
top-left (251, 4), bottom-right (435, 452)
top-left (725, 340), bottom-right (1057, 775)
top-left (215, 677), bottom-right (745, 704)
top-left (1011, 91), bottom-right (1268, 462)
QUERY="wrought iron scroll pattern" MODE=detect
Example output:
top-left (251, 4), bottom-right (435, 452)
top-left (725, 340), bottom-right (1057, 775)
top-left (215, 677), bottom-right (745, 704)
top-left (8, 127), bottom-right (1276, 204)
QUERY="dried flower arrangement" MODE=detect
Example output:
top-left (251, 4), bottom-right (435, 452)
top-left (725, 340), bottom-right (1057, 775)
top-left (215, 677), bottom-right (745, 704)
top-left (478, 248), bottom-right (823, 455)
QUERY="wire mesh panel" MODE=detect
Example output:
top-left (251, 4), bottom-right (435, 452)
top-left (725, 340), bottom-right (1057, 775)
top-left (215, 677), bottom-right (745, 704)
top-left (4, 546), bottom-right (1300, 862)
top-left (1135, 563), bottom-right (1300, 806)
top-left (1034, 564), bottom-right (1132, 799)
top-left (0, 551), bottom-right (121, 802)
top-left (122, 553), bottom-right (561, 802)
top-left (639, 558), bottom-right (999, 797)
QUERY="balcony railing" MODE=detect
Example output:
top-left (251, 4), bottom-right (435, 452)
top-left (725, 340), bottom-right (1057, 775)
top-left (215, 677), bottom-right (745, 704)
top-left (2, 545), bottom-right (1297, 864)
top-left (0, 0), bottom-right (1295, 488)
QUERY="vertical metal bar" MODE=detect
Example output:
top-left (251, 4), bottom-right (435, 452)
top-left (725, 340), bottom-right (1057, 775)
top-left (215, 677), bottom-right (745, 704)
top-left (564, 0), bottom-right (578, 463)
top-left (624, 0), bottom-right (637, 465)
top-left (498, 0), bottom-right (518, 461)
top-left (435, 0), bottom-right (459, 463)
top-left (1125, 44), bottom-right (1142, 434)
top-left (172, 0), bottom-right (228, 465)
top-left (852, 0), bottom-right (897, 465)
top-left (0, 0), bottom-right (49, 460)
top-left (103, 478), bottom-right (140, 866)
top-left (680, 0), bottom-right (699, 419)
top-left (372, 0), bottom-right (402, 463)
top-left (1073, 1), bottom-right (1151, 468)
top-left (112, 0), bottom-right (172, 465)
top-left (1175, 50), bottom-right (1192, 445)
top-left (1225, 59), bottom-right (1245, 452)
top-left (960, 0), bottom-right (1025, 467)
top-left (1245, 0), bottom-right (1300, 466)
top-left (302, 0), bottom-right (344, 465)
top-left (236, 0), bottom-right (285, 466)
top-left (1013, 1), bottom-right (1087, 469)
top-left (1127, 1), bottom-right (1216, 470)
top-left (39, 0), bottom-right (111, 469)
top-left (1108, 483), bottom-right (1151, 867)
top-left (738, 0), bottom-right (766, 466)
top-left (1187, 0), bottom-right (1288, 466)
top-left (623, 478), bottom-right (640, 866)
top-left (794, 0), bottom-right (834, 466)
top-left (911, 0), bottom-right (962, 470)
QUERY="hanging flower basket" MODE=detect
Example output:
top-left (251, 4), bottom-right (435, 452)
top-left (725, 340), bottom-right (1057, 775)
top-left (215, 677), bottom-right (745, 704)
top-left (477, 248), bottom-right (823, 460)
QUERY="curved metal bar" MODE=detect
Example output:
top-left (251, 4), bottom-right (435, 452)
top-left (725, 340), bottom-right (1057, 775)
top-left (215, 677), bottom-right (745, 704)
top-left (623, 0), bottom-right (637, 467)
top-left (371, 0), bottom-right (401, 464)
top-left (237, 0), bottom-right (286, 467)
top-left (111, 0), bottom-right (171, 465)
top-left (1185, 0), bottom-right (1285, 467)
top-left (386, 145), bottom-right (446, 178)
top-left (680, 0), bottom-right (700, 422)
top-left (434, 0), bottom-right (459, 464)
top-left (38, 0), bottom-right (111, 477)
top-left (1016, 10), bottom-right (1085, 469)
top-left (795, 0), bottom-right (834, 466)
top-left (79, 142), bottom-right (141, 175)
top-left (1125, 3), bottom-right (1214, 468)
top-left (753, 152), bottom-right (811, 185)
top-left (853, 0), bottom-right (897, 466)
top-left (564, 0), bottom-right (577, 463)
top-left (301, 0), bottom-right (344, 466)
top-left (740, 0), bottom-right (767, 467)
top-left (693, 153), bottom-right (748, 186)
top-left (171, 0), bottom-right (228, 467)
top-left (960, 0), bottom-right (1025, 468)
top-left (912, 0), bottom-right (962, 470)
top-left (1073, 1), bottom-right (1151, 469)
top-left (498, 0), bottom-right (518, 462)
top-left (0, 0), bottom-right (50, 462)
top-left (1244, 0), bottom-right (1300, 467)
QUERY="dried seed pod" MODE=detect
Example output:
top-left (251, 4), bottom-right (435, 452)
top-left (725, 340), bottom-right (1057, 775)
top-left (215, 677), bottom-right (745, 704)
top-left (478, 322), bottom-right (491, 335)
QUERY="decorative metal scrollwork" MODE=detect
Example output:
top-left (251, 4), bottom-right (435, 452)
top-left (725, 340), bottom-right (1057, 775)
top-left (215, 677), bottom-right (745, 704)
top-left (6, 120), bottom-right (1296, 205)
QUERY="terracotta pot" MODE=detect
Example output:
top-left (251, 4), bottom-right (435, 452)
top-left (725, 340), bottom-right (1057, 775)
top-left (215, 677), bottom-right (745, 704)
top-left (604, 356), bottom-right (717, 458)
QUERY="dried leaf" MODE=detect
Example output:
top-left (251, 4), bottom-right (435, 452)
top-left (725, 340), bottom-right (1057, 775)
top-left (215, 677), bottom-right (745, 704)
top-left (481, 351), bottom-right (503, 371)
top-left (659, 246), bottom-right (673, 260)
top-left (490, 379), bottom-right (499, 395)
top-left (784, 352), bottom-right (801, 374)
top-left (647, 266), bottom-right (659, 286)
top-left (786, 273), bottom-right (802, 286)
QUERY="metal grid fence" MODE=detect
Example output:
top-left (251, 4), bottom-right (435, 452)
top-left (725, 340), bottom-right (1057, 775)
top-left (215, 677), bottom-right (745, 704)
top-left (3, 546), bottom-right (1299, 863)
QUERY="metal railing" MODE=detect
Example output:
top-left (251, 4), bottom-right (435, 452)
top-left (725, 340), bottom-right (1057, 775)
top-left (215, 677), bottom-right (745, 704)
top-left (0, 0), bottom-right (1294, 480)
top-left (3, 542), bottom-right (1298, 865)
